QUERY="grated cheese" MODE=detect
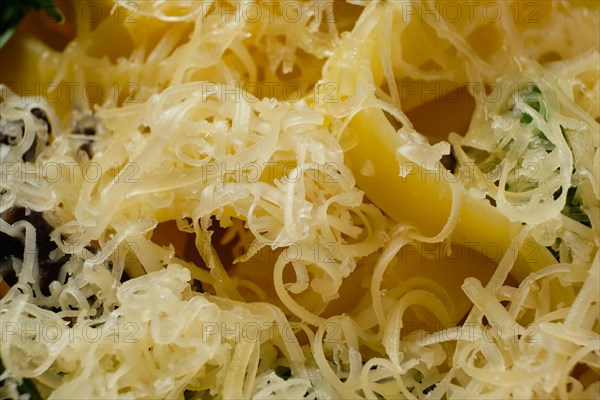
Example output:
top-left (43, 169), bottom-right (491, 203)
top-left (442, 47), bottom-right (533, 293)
top-left (1, 1), bottom-right (599, 399)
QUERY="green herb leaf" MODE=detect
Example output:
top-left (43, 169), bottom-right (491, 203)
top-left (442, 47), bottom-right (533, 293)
top-left (561, 187), bottom-right (591, 227)
top-left (0, 0), bottom-right (63, 48)
top-left (0, 358), bottom-right (42, 400)
top-left (512, 84), bottom-right (547, 125)
top-left (531, 129), bottom-right (555, 152)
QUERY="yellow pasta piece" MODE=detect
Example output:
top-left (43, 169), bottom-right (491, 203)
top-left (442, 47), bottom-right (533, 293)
top-left (344, 108), bottom-right (573, 320)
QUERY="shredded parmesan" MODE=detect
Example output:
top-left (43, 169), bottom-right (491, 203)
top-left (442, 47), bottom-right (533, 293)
top-left (1, 1), bottom-right (598, 399)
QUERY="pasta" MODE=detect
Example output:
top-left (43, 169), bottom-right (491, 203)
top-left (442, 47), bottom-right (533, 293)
top-left (0, 1), bottom-right (598, 399)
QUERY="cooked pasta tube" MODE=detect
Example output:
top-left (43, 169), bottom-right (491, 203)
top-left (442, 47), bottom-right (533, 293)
top-left (344, 108), bottom-right (573, 319)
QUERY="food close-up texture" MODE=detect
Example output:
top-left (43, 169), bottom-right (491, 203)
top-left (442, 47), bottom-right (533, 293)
top-left (0, 0), bottom-right (598, 399)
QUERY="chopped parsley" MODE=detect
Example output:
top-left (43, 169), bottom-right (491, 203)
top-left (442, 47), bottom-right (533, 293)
top-left (561, 186), bottom-right (591, 227)
top-left (514, 84), bottom-right (547, 124)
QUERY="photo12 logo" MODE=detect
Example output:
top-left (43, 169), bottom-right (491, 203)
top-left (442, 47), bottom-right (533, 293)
top-left (27, 1), bottom-right (140, 24)
top-left (400, 1), bottom-right (539, 24)
top-left (198, 81), bottom-right (339, 103)
top-left (194, 160), bottom-right (340, 184)
top-left (1, 320), bottom-right (140, 345)
top-left (1, 161), bottom-right (140, 185)
top-left (200, 1), bottom-right (337, 24)
top-left (414, 321), bottom-right (540, 344)
top-left (201, 320), bottom-right (342, 344)
top-left (1, 81), bottom-right (139, 105)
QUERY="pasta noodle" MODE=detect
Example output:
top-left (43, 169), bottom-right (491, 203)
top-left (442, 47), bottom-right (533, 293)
top-left (0, 1), bottom-right (598, 399)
